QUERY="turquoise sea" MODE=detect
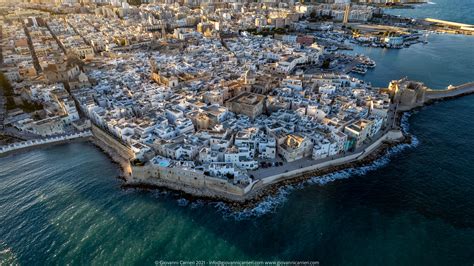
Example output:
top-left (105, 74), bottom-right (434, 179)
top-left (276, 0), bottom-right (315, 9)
top-left (1, 3), bottom-right (474, 265)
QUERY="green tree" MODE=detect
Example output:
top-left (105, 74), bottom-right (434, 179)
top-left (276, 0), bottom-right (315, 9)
top-left (127, 0), bottom-right (142, 6)
top-left (0, 72), bottom-right (43, 112)
top-left (322, 58), bottom-right (331, 69)
top-left (0, 72), bottom-right (16, 110)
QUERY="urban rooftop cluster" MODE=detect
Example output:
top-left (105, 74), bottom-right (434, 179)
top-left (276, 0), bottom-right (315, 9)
top-left (66, 32), bottom-right (391, 184)
top-left (0, 0), bottom-right (403, 187)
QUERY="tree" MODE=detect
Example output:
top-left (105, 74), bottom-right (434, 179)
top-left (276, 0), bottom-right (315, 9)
top-left (0, 72), bottom-right (16, 110)
top-left (274, 28), bottom-right (286, 34)
top-left (322, 58), bottom-right (331, 69)
top-left (127, 0), bottom-right (142, 6)
top-left (0, 72), bottom-right (13, 95)
top-left (0, 72), bottom-right (43, 113)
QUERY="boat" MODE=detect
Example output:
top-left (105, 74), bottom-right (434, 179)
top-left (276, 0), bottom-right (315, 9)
top-left (351, 65), bottom-right (367, 75)
top-left (366, 61), bottom-right (376, 68)
top-left (359, 57), bottom-right (376, 68)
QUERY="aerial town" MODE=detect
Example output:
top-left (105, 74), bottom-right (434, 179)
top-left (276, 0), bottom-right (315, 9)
top-left (2, 0), bottom-right (472, 201)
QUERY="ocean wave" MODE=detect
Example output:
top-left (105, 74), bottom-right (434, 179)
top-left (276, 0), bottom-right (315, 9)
top-left (400, 111), bottom-right (413, 133)
top-left (400, 112), bottom-right (420, 147)
top-left (190, 200), bottom-right (205, 209)
top-left (221, 186), bottom-right (295, 220)
top-left (177, 198), bottom-right (189, 207)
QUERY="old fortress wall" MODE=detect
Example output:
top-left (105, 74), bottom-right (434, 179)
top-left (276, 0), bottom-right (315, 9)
top-left (129, 130), bottom-right (404, 201)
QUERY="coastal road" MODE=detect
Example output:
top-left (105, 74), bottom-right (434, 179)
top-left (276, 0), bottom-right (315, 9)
top-left (249, 111), bottom-right (398, 180)
top-left (249, 143), bottom-right (368, 180)
top-left (249, 100), bottom-right (399, 180)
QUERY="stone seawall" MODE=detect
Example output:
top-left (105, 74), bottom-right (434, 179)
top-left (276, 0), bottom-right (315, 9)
top-left (91, 125), bottom-right (134, 176)
top-left (425, 82), bottom-right (474, 101)
top-left (128, 130), bottom-right (404, 202)
top-left (256, 130), bottom-right (403, 187)
top-left (128, 163), bottom-right (253, 201)
top-left (92, 124), bottom-right (255, 200)
top-left (399, 81), bottom-right (474, 111)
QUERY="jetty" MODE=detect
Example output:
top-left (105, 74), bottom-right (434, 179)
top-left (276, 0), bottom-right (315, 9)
top-left (390, 80), bottom-right (474, 111)
top-left (425, 82), bottom-right (474, 101)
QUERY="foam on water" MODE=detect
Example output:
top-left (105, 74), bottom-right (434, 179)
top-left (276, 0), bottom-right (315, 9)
top-left (190, 200), bottom-right (205, 209)
top-left (177, 198), bottom-right (190, 207)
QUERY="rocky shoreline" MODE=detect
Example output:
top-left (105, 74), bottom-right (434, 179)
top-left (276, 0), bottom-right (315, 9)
top-left (100, 87), bottom-right (474, 200)
top-left (0, 117), bottom-right (410, 211)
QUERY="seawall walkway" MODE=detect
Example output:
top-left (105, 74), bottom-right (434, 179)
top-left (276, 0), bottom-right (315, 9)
top-left (0, 130), bottom-right (92, 156)
top-left (398, 81), bottom-right (474, 112)
top-left (425, 82), bottom-right (474, 101)
top-left (249, 130), bottom-right (404, 191)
